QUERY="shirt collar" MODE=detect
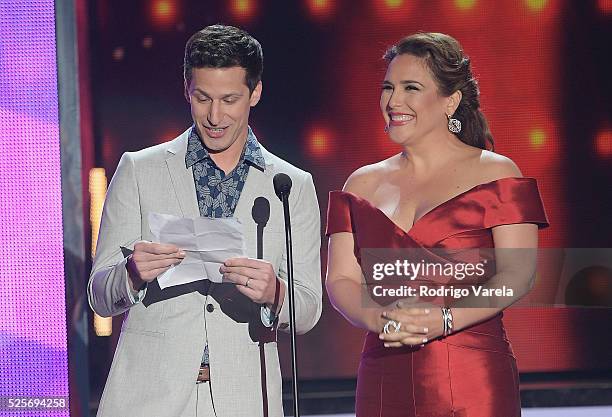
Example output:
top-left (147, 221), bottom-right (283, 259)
top-left (185, 125), bottom-right (266, 171)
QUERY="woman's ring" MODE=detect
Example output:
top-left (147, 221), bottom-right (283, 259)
top-left (383, 320), bottom-right (401, 334)
top-left (245, 278), bottom-right (252, 288)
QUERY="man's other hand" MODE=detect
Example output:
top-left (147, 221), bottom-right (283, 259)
top-left (126, 241), bottom-right (185, 291)
top-left (220, 258), bottom-right (281, 306)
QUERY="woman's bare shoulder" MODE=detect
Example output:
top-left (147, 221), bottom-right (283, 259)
top-left (343, 154), bottom-right (401, 198)
top-left (476, 150), bottom-right (523, 182)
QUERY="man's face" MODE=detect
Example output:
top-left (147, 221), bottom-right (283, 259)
top-left (185, 66), bottom-right (262, 154)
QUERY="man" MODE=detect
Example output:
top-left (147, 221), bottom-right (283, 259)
top-left (88, 25), bottom-right (322, 417)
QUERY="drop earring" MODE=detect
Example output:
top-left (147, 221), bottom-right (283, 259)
top-left (384, 125), bottom-right (389, 133)
top-left (447, 114), bottom-right (461, 134)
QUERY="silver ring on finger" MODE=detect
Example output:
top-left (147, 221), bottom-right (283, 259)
top-left (383, 320), bottom-right (401, 334)
top-left (245, 277), bottom-right (251, 288)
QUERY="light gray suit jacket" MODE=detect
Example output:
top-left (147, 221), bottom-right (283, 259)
top-left (88, 129), bottom-right (322, 417)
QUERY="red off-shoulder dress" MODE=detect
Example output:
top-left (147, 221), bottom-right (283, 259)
top-left (326, 177), bottom-right (549, 417)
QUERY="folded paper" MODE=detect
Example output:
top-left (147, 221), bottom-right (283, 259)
top-left (148, 212), bottom-right (247, 289)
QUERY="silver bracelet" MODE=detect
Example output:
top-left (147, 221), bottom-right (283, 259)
top-left (441, 306), bottom-right (453, 336)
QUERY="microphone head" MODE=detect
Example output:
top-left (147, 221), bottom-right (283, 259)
top-left (252, 196), bottom-right (270, 226)
top-left (273, 173), bottom-right (292, 200)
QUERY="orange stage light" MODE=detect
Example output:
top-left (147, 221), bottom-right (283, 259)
top-left (306, 124), bottom-right (335, 158)
top-left (305, 0), bottom-right (336, 20)
top-left (229, 0), bottom-right (258, 23)
top-left (594, 128), bottom-right (612, 158)
top-left (89, 168), bottom-right (107, 258)
top-left (371, 0), bottom-right (415, 24)
top-left (455, 0), bottom-right (477, 9)
top-left (525, 0), bottom-right (547, 11)
top-left (529, 128), bottom-right (547, 148)
top-left (89, 168), bottom-right (113, 337)
top-left (151, 0), bottom-right (178, 29)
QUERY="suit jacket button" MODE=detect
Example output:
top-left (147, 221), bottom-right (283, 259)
top-left (206, 303), bottom-right (215, 313)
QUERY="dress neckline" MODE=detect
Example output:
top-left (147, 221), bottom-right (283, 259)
top-left (335, 177), bottom-right (532, 236)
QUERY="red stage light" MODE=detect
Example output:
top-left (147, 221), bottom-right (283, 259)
top-left (305, 124), bottom-right (335, 159)
top-left (598, 0), bottom-right (612, 13)
top-left (102, 133), bottom-right (116, 168)
top-left (305, 0), bottom-right (336, 20)
top-left (156, 127), bottom-right (183, 144)
top-left (229, 0), bottom-right (258, 23)
top-left (594, 128), bottom-right (612, 158)
top-left (151, 0), bottom-right (178, 29)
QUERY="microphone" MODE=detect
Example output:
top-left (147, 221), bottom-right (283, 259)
top-left (252, 197), bottom-right (270, 260)
top-left (252, 197), bottom-right (271, 226)
top-left (272, 173), bottom-right (300, 417)
top-left (273, 173), bottom-right (292, 200)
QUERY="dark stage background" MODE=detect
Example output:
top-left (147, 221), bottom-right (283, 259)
top-left (82, 0), bottom-right (612, 395)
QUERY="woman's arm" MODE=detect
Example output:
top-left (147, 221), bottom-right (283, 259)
top-left (325, 166), bottom-right (391, 333)
top-left (326, 232), bottom-right (388, 333)
top-left (450, 223), bottom-right (538, 330)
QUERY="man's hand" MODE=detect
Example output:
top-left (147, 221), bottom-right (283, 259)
top-left (126, 241), bottom-right (185, 291)
top-left (220, 257), bottom-right (280, 306)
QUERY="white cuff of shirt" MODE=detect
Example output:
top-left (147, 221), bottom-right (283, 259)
top-left (260, 305), bottom-right (277, 327)
top-left (126, 276), bottom-right (147, 304)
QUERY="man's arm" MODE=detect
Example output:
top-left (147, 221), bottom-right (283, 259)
top-left (220, 172), bottom-right (323, 333)
top-left (88, 153), bottom-right (185, 317)
top-left (88, 153), bottom-right (143, 317)
top-left (274, 173), bottom-right (322, 333)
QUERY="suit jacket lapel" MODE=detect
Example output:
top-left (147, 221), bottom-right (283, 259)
top-left (234, 146), bottom-right (275, 223)
top-left (165, 131), bottom-right (200, 219)
top-left (144, 131), bottom-right (203, 306)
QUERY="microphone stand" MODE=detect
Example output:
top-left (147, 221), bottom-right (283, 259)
top-left (279, 191), bottom-right (300, 417)
top-left (252, 197), bottom-right (271, 417)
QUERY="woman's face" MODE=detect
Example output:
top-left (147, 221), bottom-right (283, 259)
top-left (380, 54), bottom-right (450, 146)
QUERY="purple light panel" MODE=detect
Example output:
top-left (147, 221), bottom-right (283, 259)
top-left (0, 1), bottom-right (69, 415)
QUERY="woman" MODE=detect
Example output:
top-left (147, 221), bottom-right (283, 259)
top-left (325, 33), bottom-right (548, 417)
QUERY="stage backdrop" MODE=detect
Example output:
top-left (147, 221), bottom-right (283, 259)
top-left (86, 0), bottom-right (612, 382)
top-left (0, 0), bottom-right (70, 415)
